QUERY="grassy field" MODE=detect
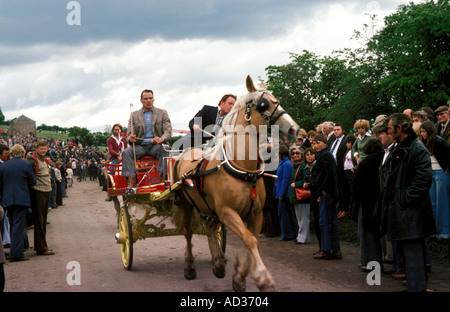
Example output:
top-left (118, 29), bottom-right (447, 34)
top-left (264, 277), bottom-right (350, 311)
top-left (0, 125), bottom-right (71, 141)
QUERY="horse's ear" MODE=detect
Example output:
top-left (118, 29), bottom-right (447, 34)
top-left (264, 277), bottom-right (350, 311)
top-left (246, 75), bottom-right (257, 93)
top-left (258, 81), bottom-right (267, 90)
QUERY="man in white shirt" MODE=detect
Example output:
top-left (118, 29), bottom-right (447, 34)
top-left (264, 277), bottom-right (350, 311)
top-left (322, 121), bottom-right (335, 146)
top-left (329, 125), bottom-right (348, 218)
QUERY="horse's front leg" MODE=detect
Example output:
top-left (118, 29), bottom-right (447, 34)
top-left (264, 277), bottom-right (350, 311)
top-left (246, 211), bottom-right (276, 292)
top-left (206, 221), bottom-right (226, 278)
top-left (220, 208), bottom-right (275, 292)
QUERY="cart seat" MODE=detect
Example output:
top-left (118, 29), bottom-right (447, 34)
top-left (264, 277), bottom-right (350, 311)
top-left (107, 156), bottom-right (161, 195)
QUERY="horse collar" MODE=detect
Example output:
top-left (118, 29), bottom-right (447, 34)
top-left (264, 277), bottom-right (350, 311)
top-left (221, 144), bottom-right (265, 184)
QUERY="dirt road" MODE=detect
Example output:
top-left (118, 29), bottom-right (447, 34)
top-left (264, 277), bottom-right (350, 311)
top-left (3, 178), bottom-right (450, 293)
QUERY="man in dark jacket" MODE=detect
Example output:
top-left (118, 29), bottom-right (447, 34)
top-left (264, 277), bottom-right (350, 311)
top-left (312, 134), bottom-right (341, 260)
top-left (0, 145), bottom-right (36, 261)
top-left (188, 94), bottom-right (236, 146)
top-left (384, 113), bottom-right (435, 292)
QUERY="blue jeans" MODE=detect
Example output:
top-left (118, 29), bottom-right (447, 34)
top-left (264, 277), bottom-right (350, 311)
top-left (6, 206), bottom-right (28, 259)
top-left (278, 198), bottom-right (298, 240)
top-left (430, 170), bottom-right (450, 239)
top-left (319, 193), bottom-right (340, 252)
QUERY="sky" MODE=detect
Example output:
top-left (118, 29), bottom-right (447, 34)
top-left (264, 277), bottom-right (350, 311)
top-left (0, 0), bottom-right (423, 133)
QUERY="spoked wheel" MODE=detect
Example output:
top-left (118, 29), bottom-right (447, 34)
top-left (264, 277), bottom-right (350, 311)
top-left (208, 223), bottom-right (227, 254)
top-left (118, 204), bottom-right (134, 270)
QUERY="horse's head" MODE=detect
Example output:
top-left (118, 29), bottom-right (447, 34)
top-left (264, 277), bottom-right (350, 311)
top-left (242, 75), bottom-right (299, 145)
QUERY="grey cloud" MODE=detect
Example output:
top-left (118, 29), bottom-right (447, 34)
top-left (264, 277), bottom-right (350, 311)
top-left (0, 0), bottom-right (341, 46)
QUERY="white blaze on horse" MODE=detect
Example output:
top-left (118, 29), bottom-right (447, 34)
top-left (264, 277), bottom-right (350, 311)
top-left (172, 75), bottom-right (299, 292)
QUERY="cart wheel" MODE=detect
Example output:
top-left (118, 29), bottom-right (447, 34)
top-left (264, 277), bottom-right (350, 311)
top-left (118, 205), bottom-right (133, 270)
top-left (208, 223), bottom-right (227, 254)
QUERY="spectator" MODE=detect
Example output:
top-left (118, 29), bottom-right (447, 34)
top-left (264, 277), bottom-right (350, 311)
top-left (0, 205), bottom-right (5, 291)
top-left (311, 134), bottom-right (341, 260)
top-left (383, 113), bottom-right (435, 291)
top-left (27, 140), bottom-right (55, 256)
top-left (0, 144), bottom-right (11, 252)
top-left (412, 110), bottom-right (429, 124)
top-left (420, 120), bottom-right (450, 240)
top-left (321, 121), bottom-right (335, 145)
top-left (340, 134), bottom-right (357, 219)
top-left (48, 164), bottom-right (57, 209)
top-left (0, 144), bottom-right (36, 261)
top-left (290, 146), bottom-right (316, 244)
top-left (352, 119), bottom-right (372, 164)
top-left (376, 121), bottom-right (395, 267)
top-left (262, 141), bottom-right (281, 238)
top-left (434, 105), bottom-right (450, 144)
top-left (306, 130), bottom-right (316, 149)
top-left (351, 138), bottom-right (384, 271)
top-left (403, 108), bottom-right (413, 120)
top-left (66, 165), bottom-right (73, 188)
top-left (55, 161), bottom-right (64, 207)
top-left (273, 144), bottom-right (298, 241)
top-left (329, 124), bottom-right (348, 218)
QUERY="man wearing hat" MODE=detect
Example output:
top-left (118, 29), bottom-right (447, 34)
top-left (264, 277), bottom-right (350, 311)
top-left (435, 105), bottom-right (450, 144)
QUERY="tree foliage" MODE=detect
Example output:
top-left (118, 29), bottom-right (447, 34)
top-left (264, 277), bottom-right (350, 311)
top-left (368, 0), bottom-right (450, 110)
top-left (265, 0), bottom-right (449, 132)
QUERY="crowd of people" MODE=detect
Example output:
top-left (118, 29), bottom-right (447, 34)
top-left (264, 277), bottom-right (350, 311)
top-left (0, 134), bottom-right (113, 291)
top-left (0, 91), bottom-right (449, 292)
top-left (263, 103), bottom-right (449, 292)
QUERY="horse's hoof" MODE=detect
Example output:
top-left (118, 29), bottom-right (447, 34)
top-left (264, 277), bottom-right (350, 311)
top-left (232, 276), bottom-right (246, 292)
top-left (260, 285), bottom-right (276, 292)
top-left (213, 266), bottom-right (226, 279)
top-left (184, 268), bottom-right (197, 280)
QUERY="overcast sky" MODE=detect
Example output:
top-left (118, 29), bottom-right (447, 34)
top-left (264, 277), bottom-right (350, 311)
top-left (0, 0), bottom-right (422, 133)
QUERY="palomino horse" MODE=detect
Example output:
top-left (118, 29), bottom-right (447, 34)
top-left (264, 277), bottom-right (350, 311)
top-left (172, 75), bottom-right (299, 292)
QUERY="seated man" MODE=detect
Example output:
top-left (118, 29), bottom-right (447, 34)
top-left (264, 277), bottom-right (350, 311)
top-left (122, 89), bottom-right (172, 186)
top-left (188, 94), bottom-right (236, 147)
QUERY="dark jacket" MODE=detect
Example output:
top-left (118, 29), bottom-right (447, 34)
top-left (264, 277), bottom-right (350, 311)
top-left (189, 105), bottom-right (219, 144)
top-left (432, 136), bottom-right (450, 171)
top-left (315, 148), bottom-right (338, 199)
top-left (0, 157), bottom-right (36, 208)
top-left (381, 134), bottom-right (436, 240)
top-left (351, 152), bottom-right (383, 229)
top-left (436, 121), bottom-right (450, 144)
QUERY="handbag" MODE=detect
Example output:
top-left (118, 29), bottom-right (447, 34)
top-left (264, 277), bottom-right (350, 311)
top-left (294, 165), bottom-right (311, 201)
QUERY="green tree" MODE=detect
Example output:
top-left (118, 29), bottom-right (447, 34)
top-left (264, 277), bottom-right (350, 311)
top-left (369, 0), bottom-right (450, 110)
top-left (265, 50), bottom-right (322, 131)
top-left (0, 107), bottom-right (5, 124)
top-left (68, 126), bottom-right (94, 147)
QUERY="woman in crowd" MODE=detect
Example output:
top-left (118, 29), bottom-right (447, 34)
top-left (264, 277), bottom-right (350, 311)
top-left (289, 146), bottom-right (317, 244)
top-left (420, 121), bottom-right (450, 240)
top-left (274, 144), bottom-right (298, 241)
top-left (352, 119), bottom-right (371, 165)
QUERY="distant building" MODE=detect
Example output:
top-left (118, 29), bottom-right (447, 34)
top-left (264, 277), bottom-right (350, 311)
top-left (8, 115), bottom-right (36, 137)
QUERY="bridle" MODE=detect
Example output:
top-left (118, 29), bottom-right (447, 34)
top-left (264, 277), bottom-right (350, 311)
top-left (244, 92), bottom-right (286, 126)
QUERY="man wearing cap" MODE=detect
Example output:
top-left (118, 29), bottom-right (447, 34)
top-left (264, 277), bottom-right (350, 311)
top-left (435, 104), bottom-right (450, 144)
